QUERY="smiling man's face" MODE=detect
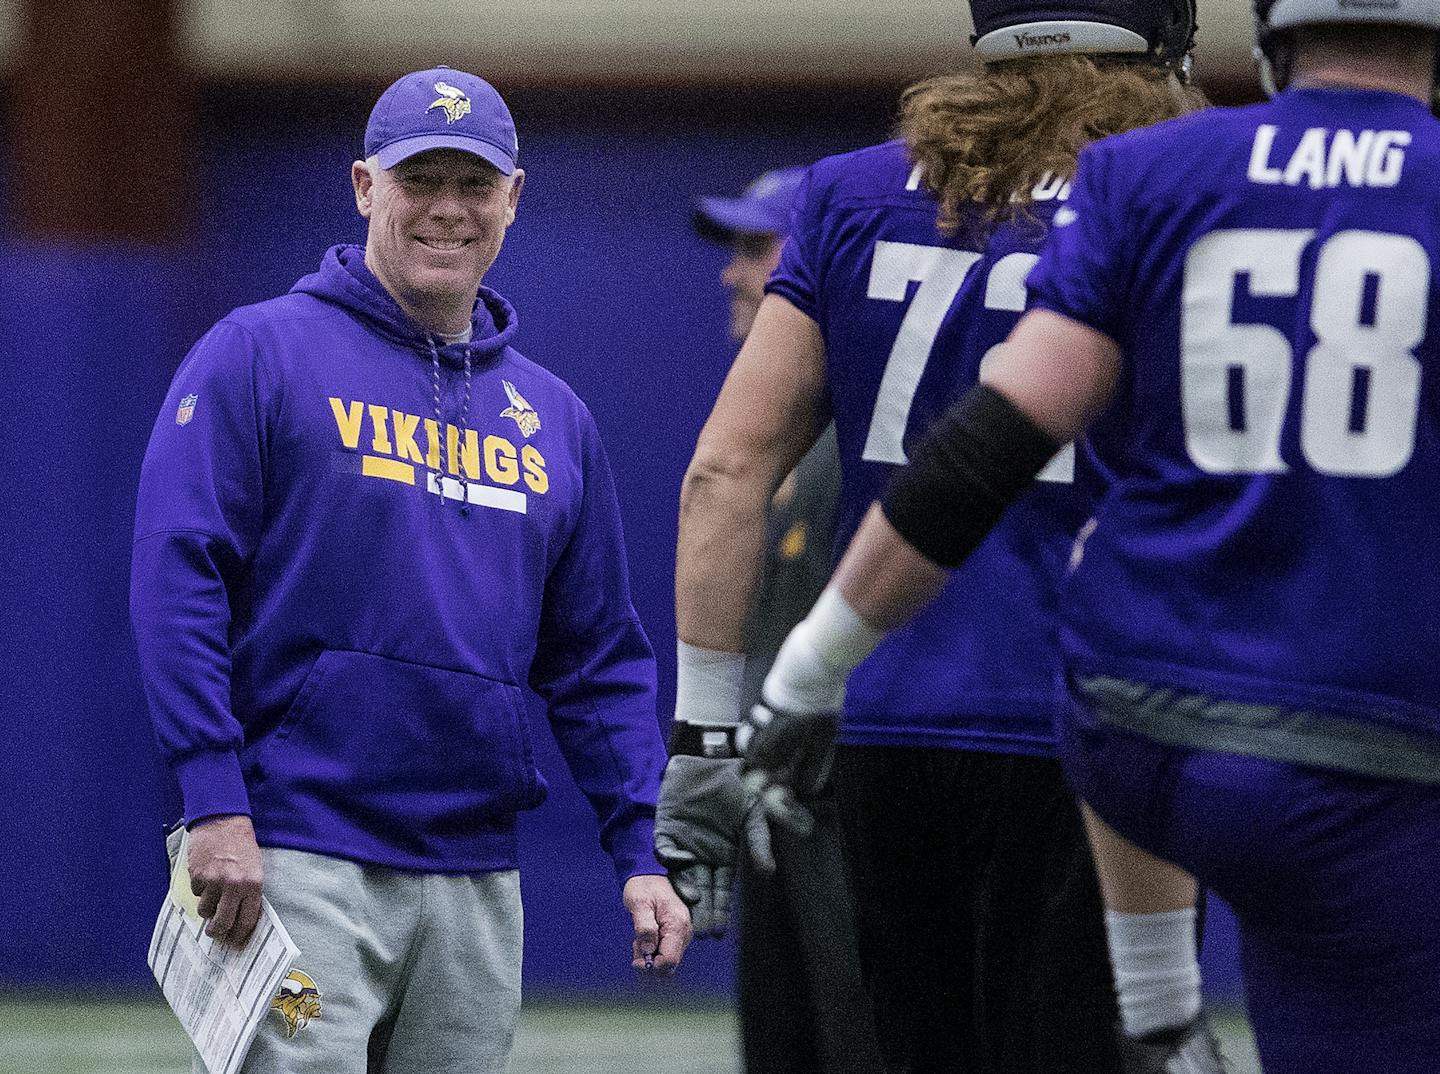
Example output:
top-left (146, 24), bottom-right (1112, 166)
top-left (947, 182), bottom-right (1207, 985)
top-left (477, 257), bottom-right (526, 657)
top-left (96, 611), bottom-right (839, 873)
top-left (353, 148), bottom-right (523, 331)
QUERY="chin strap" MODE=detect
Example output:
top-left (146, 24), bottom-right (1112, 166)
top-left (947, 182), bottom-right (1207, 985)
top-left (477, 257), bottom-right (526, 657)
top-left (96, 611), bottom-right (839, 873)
top-left (1254, 34), bottom-right (1292, 98)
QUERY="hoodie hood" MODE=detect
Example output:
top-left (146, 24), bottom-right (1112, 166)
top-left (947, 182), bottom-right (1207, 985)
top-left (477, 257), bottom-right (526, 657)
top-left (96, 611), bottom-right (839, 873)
top-left (291, 244), bottom-right (519, 370)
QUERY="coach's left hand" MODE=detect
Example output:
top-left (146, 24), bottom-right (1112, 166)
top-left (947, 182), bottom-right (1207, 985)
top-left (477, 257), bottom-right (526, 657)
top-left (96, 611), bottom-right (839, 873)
top-left (623, 873), bottom-right (693, 976)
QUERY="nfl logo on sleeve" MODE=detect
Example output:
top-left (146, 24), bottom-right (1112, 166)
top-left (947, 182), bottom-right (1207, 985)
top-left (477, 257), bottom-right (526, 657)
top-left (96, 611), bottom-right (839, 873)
top-left (175, 394), bottom-right (197, 426)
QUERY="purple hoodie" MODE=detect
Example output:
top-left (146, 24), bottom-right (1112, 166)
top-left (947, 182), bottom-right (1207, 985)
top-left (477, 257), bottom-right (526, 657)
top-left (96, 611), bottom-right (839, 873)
top-left (131, 245), bottom-right (663, 882)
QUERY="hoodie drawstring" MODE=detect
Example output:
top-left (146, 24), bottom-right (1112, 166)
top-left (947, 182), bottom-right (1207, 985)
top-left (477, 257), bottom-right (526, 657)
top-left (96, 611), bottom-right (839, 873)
top-left (428, 337), bottom-right (473, 516)
top-left (459, 350), bottom-right (473, 517)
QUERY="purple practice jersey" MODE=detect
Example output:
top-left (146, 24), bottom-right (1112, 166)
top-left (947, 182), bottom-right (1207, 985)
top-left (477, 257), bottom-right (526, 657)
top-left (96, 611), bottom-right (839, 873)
top-left (768, 140), bottom-right (1091, 755)
top-left (1030, 88), bottom-right (1440, 739)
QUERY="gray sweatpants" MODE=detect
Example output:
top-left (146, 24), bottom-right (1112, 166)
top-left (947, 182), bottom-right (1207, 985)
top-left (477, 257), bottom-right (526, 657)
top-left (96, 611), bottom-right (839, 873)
top-left (206, 846), bottom-right (522, 1074)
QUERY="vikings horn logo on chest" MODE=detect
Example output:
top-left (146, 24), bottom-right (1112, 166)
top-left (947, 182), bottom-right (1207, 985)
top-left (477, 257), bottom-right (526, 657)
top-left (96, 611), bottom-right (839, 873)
top-left (500, 380), bottom-right (541, 438)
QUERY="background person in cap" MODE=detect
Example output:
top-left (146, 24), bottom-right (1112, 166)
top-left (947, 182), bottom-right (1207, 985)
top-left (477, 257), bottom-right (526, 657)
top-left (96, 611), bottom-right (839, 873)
top-left (131, 65), bottom-right (690, 1074)
top-left (693, 167), bottom-right (808, 345)
top-left (656, 3), bottom-right (1219, 1072)
top-left (672, 171), bottom-right (878, 1074)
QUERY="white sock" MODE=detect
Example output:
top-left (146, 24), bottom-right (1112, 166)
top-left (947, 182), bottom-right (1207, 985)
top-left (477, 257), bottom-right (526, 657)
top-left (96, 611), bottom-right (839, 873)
top-left (1105, 908), bottom-right (1202, 1038)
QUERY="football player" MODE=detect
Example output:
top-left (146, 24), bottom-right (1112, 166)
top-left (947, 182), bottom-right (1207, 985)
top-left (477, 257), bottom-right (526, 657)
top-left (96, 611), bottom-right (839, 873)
top-left (674, 168), bottom-right (877, 1073)
top-left (745, 3), bottom-right (1440, 1072)
top-left (656, 2), bottom-right (1211, 1070)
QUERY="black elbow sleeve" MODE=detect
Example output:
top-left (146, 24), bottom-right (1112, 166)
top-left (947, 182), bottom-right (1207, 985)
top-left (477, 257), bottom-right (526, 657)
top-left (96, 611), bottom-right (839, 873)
top-left (881, 385), bottom-right (1062, 568)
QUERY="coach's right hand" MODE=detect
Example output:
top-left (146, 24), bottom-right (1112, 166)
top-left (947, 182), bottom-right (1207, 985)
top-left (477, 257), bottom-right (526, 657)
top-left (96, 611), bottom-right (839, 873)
top-left (187, 813), bottom-right (265, 946)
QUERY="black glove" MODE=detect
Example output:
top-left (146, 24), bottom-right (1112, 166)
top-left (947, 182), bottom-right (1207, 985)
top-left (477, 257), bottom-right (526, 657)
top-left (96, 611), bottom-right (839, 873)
top-left (654, 753), bottom-right (772, 936)
top-left (738, 699), bottom-right (839, 856)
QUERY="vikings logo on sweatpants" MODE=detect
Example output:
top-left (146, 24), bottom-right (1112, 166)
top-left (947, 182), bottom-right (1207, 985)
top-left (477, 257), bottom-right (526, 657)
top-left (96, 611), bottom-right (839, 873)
top-left (271, 969), bottom-right (322, 1038)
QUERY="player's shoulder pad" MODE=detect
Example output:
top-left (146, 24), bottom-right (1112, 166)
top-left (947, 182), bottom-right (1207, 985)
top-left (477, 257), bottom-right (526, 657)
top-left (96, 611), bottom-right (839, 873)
top-left (803, 139), bottom-right (916, 206)
top-left (1085, 106), bottom-right (1239, 181)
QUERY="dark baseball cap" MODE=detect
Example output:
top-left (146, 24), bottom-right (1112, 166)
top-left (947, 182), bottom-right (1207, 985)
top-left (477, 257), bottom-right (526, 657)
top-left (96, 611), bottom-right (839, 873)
top-left (364, 66), bottom-right (519, 174)
top-left (693, 166), bottom-right (807, 244)
top-left (968, 1), bottom-right (1192, 63)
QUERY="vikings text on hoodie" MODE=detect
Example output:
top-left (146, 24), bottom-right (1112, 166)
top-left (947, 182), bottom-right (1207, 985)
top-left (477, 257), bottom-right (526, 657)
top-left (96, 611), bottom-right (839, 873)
top-left (131, 245), bottom-right (663, 882)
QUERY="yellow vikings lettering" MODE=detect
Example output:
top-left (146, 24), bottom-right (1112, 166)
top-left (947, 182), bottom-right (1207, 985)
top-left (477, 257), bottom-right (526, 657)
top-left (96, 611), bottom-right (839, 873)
top-left (330, 397), bottom-right (548, 513)
top-left (485, 435), bottom-right (520, 485)
top-left (522, 444), bottom-right (548, 493)
top-left (330, 399), bottom-right (364, 449)
top-left (367, 404), bottom-right (393, 454)
top-left (392, 411), bottom-right (426, 465)
top-left (447, 424), bottom-right (481, 479)
top-left (424, 418), bottom-right (442, 469)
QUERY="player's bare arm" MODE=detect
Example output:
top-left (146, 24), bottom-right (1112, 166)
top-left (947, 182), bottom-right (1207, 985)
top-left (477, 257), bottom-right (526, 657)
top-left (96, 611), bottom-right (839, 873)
top-left (660, 292), bottom-right (827, 928)
top-left (828, 507), bottom-right (948, 636)
top-left (677, 294), bottom-right (828, 653)
top-left (980, 308), bottom-right (1121, 444)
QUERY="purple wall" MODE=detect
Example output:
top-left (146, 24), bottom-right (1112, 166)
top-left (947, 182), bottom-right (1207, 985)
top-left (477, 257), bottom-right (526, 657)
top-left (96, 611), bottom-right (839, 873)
top-left (0, 85), bottom-right (885, 995)
top-left (0, 84), bottom-right (1245, 1002)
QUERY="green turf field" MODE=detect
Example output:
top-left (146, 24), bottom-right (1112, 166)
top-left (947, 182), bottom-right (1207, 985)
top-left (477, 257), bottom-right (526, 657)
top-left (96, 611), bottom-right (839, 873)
top-left (0, 997), bottom-right (1261, 1074)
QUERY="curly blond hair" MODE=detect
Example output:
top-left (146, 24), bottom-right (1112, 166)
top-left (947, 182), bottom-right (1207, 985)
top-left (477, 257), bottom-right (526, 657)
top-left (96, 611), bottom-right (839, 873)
top-left (899, 55), bottom-right (1208, 237)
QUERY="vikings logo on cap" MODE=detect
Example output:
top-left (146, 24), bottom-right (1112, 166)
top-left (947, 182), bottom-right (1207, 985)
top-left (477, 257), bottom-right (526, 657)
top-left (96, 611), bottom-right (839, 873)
top-left (271, 969), bottom-right (322, 1038)
top-left (428, 81), bottom-right (472, 125)
top-left (500, 380), bottom-right (541, 438)
top-left (176, 394), bottom-right (198, 426)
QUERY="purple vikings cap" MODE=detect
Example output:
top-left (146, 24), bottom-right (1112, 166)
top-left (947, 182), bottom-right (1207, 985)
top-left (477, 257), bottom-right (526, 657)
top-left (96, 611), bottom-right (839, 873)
top-left (693, 166), bottom-right (807, 244)
top-left (364, 66), bottom-right (519, 174)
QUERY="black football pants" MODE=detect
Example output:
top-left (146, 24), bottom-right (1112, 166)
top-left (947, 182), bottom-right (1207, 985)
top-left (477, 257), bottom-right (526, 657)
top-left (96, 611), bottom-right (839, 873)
top-left (738, 792), bottom-right (887, 1074)
top-left (835, 744), bottom-right (1122, 1074)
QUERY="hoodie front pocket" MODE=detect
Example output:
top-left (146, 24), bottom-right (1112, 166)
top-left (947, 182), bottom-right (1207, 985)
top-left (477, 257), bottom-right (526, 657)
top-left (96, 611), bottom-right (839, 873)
top-left (251, 649), bottom-right (541, 824)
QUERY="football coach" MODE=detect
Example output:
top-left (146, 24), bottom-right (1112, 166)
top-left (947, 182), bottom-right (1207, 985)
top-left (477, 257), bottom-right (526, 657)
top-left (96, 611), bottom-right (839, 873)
top-left (131, 65), bottom-right (690, 1074)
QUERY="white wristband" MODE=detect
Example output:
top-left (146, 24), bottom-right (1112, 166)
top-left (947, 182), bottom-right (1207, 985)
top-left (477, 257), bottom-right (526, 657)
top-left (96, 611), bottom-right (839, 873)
top-left (806, 585), bottom-right (885, 673)
top-left (761, 585), bottom-right (884, 714)
top-left (676, 640), bottom-right (746, 728)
